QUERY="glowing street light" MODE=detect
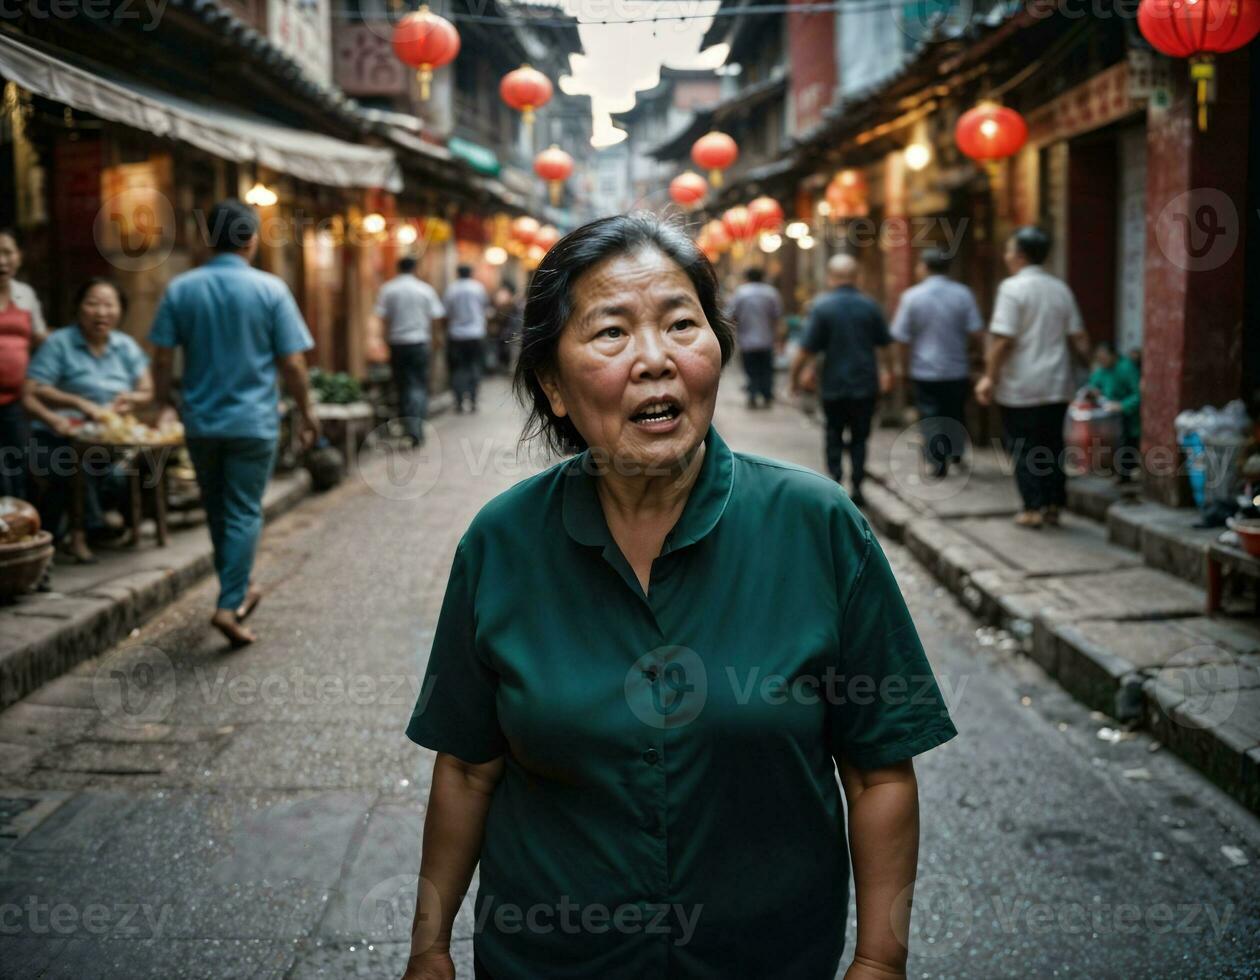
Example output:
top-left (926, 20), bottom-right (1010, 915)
top-left (785, 221), bottom-right (809, 240)
top-left (244, 182), bottom-right (278, 207)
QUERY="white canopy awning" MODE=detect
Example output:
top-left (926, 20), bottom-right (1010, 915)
top-left (0, 32), bottom-right (402, 193)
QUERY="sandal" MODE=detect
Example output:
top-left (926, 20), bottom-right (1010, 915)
top-left (1042, 506), bottom-right (1061, 527)
top-left (1014, 510), bottom-right (1043, 529)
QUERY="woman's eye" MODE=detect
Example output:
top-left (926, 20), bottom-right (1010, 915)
top-left (598, 326), bottom-right (624, 339)
top-left (671, 319), bottom-right (696, 331)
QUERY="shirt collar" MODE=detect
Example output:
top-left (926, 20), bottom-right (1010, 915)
top-left (68, 325), bottom-right (121, 352)
top-left (208, 253), bottom-right (250, 268)
top-left (562, 424), bottom-right (736, 554)
top-left (1015, 264), bottom-right (1044, 277)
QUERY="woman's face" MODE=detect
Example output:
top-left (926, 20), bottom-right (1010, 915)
top-left (0, 234), bottom-right (20, 287)
top-left (78, 283), bottom-right (123, 344)
top-left (541, 247), bottom-right (723, 475)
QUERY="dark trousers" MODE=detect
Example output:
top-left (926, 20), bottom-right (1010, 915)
top-left (0, 400), bottom-right (28, 500)
top-left (389, 342), bottom-right (430, 442)
top-left (1001, 402), bottom-right (1069, 511)
top-left (741, 348), bottom-right (774, 402)
top-left (29, 428), bottom-right (124, 539)
top-left (448, 338), bottom-right (484, 408)
top-left (912, 378), bottom-right (969, 472)
top-left (821, 396), bottom-right (876, 489)
top-left (186, 437), bottom-right (276, 611)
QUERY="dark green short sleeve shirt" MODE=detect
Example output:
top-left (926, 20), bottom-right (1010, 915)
top-left (406, 425), bottom-right (957, 979)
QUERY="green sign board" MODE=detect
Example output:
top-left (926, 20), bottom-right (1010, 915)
top-left (448, 136), bottom-right (501, 177)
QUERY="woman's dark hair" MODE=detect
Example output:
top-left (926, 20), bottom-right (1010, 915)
top-left (513, 212), bottom-right (735, 457)
top-left (1010, 226), bottom-right (1051, 265)
top-left (0, 227), bottom-right (21, 249)
top-left (74, 277), bottom-right (129, 316)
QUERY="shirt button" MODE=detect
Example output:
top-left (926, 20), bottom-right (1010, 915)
top-left (642, 748), bottom-right (660, 765)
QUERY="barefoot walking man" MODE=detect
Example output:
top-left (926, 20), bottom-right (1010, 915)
top-left (149, 200), bottom-right (320, 646)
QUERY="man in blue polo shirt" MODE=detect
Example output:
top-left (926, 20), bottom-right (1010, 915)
top-left (149, 200), bottom-right (319, 646)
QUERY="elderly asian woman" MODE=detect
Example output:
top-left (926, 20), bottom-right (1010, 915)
top-left (401, 214), bottom-right (957, 980)
top-left (23, 277), bottom-right (151, 562)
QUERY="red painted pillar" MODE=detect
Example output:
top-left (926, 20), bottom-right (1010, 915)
top-left (1141, 52), bottom-right (1250, 506)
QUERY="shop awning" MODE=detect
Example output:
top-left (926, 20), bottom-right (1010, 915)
top-left (0, 32), bottom-right (402, 192)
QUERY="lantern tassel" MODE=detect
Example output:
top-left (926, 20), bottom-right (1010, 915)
top-left (550, 181), bottom-right (561, 206)
top-left (709, 168), bottom-right (722, 187)
top-left (1189, 55), bottom-right (1214, 133)
top-left (418, 66), bottom-right (432, 101)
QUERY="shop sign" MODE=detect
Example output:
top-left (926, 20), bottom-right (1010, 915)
top-left (335, 23), bottom-right (408, 96)
top-left (268, 0), bottom-right (332, 87)
top-left (1026, 63), bottom-right (1142, 146)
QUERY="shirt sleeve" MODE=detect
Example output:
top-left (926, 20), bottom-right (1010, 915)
top-left (828, 519), bottom-right (957, 769)
top-left (965, 290), bottom-right (984, 334)
top-left (801, 307), bottom-right (825, 353)
top-left (122, 335), bottom-right (149, 383)
top-left (988, 280), bottom-right (1021, 338)
top-left (1065, 290), bottom-right (1085, 336)
top-left (372, 287), bottom-right (390, 320)
top-left (270, 286), bottom-right (315, 357)
top-left (889, 295), bottom-right (913, 343)
top-left (21, 285), bottom-right (48, 340)
top-left (405, 541), bottom-right (506, 764)
top-left (26, 333), bottom-right (63, 385)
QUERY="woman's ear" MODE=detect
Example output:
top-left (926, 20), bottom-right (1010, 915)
top-left (536, 370), bottom-right (567, 419)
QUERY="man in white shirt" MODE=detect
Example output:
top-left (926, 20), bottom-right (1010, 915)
top-left (975, 227), bottom-right (1091, 529)
top-left (373, 256), bottom-right (445, 446)
top-left (442, 265), bottom-right (491, 413)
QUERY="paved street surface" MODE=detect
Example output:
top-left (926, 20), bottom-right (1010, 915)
top-left (1, 374), bottom-right (1258, 979)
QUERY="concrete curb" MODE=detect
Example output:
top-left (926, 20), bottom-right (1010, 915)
top-left (0, 471), bottom-right (311, 712)
top-left (836, 421), bottom-right (1260, 813)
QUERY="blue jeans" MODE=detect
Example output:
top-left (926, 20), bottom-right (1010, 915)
top-left (0, 400), bottom-right (28, 500)
top-left (389, 342), bottom-right (430, 442)
top-left (186, 437), bottom-right (276, 611)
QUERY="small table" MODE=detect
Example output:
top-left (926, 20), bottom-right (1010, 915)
top-left (1205, 539), bottom-right (1260, 613)
top-left (311, 402), bottom-right (375, 473)
top-left (69, 438), bottom-right (179, 548)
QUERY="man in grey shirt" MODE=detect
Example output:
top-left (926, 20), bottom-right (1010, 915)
top-left (443, 265), bottom-right (490, 413)
top-left (890, 247), bottom-right (983, 478)
top-left (373, 256), bottom-right (445, 446)
top-left (727, 267), bottom-right (783, 408)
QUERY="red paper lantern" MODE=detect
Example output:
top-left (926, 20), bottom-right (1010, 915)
top-left (511, 215), bottom-right (540, 245)
top-left (392, 6), bottom-right (460, 101)
top-left (747, 196), bottom-right (784, 234)
top-left (533, 224), bottom-right (561, 252)
top-left (700, 219), bottom-right (731, 252)
top-left (534, 146), bottom-right (574, 205)
top-left (721, 206), bottom-right (755, 242)
top-left (955, 104), bottom-right (1028, 163)
top-left (501, 65), bottom-right (553, 127)
top-left (1138, 0), bottom-right (1260, 130)
top-left (669, 171), bottom-right (708, 208)
top-left (691, 132), bottom-right (739, 187)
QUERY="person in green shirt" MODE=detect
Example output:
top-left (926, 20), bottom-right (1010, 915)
top-left (402, 214), bottom-right (957, 980)
top-left (1087, 340), bottom-right (1141, 482)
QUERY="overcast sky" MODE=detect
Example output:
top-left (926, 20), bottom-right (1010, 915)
top-left (521, 0), bottom-right (727, 147)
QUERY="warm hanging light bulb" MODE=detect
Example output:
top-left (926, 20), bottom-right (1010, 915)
top-left (485, 245), bottom-right (508, 266)
top-left (759, 233), bottom-right (782, 254)
top-left (244, 182), bottom-right (278, 207)
top-left (396, 224), bottom-right (418, 245)
top-left (904, 142), bottom-right (931, 171)
top-left (785, 221), bottom-right (809, 240)
top-left (797, 235), bottom-right (815, 250)
top-left (362, 213), bottom-right (387, 235)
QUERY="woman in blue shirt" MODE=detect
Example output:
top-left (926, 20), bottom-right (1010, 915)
top-left (23, 278), bottom-right (151, 562)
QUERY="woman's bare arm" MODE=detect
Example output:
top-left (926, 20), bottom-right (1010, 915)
top-left (838, 757), bottom-right (920, 978)
top-left (403, 752), bottom-right (505, 978)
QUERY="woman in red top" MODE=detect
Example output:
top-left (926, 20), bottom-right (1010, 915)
top-left (0, 228), bottom-right (45, 501)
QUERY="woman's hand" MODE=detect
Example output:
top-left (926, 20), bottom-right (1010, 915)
top-left (843, 954), bottom-right (907, 980)
top-left (400, 948), bottom-right (455, 980)
top-left (78, 399), bottom-right (106, 421)
top-left (49, 415), bottom-right (76, 437)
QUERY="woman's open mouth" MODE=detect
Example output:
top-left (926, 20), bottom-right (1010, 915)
top-left (629, 398), bottom-right (683, 432)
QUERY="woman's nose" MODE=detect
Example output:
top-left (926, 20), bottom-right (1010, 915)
top-left (633, 333), bottom-right (675, 379)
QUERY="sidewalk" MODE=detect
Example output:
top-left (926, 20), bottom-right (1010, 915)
top-left (850, 419), bottom-right (1260, 813)
top-left (0, 473), bottom-right (311, 715)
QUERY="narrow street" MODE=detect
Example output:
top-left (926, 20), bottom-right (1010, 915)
top-left (1, 375), bottom-right (1258, 979)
